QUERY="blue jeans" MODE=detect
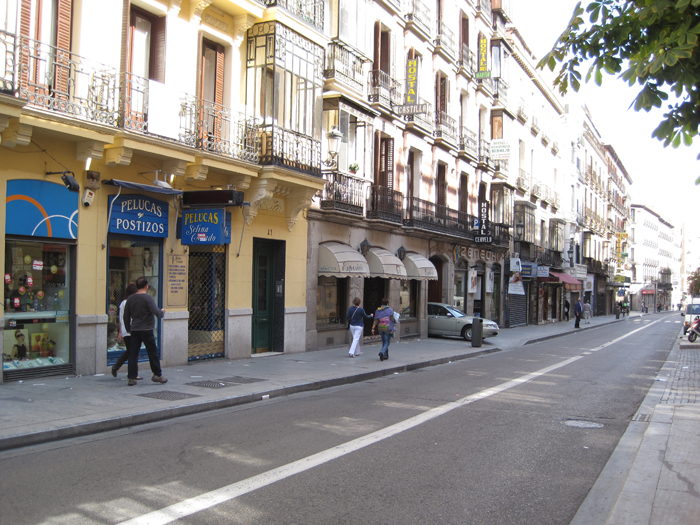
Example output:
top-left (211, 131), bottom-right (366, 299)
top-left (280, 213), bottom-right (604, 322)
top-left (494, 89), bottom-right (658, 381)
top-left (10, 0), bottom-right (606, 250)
top-left (128, 330), bottom-right (162, 380)
top-left (379, 330), bottom-right (391, 357)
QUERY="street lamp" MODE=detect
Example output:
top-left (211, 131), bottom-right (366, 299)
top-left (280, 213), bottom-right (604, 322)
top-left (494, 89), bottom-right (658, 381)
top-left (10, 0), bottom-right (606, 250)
top-left (322, 126), bottom-right (343, 168)
top-left (515, 222), bottom-right (524, 241)
top-left (396, 245), bottom-right (407, 261)
top-left (359, 239), bottom-right (371, 256)
top-left (567, 243), bottom-right (575, 268)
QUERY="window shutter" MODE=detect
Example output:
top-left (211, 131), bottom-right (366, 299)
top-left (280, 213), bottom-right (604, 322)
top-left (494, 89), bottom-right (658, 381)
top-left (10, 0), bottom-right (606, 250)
top-left (20, 0), bottom-right (31, 38)
top-left (150, 15), bottom-right (166, 83)
top-left (374, 130), bottom-right (381, 185)
top-left (386, 138), bottom-right (394, 190)
top-left (373, 21), bottom-right (380, 70)
top-left (56, 0), bottom-right (72, 51)
top-left (215, 44), bottom-right (224, 106)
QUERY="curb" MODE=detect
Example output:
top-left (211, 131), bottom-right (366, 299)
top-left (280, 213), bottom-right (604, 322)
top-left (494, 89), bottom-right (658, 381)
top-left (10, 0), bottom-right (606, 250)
top-left (524, 316), bottom-right (639, 346)
top-left (0, 347), bottom-right (502, 452)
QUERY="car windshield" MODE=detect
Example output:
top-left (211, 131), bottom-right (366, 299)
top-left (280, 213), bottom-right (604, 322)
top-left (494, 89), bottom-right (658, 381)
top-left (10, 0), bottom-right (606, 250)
top-left (688, 305), bottom-right (700, 315)
top-left (444, 306), bottom-right (466, 318)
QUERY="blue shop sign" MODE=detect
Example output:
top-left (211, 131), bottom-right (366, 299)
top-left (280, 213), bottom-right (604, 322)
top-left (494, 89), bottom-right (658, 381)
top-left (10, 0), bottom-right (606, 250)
top-left (178, 209), bottom-right (231, 245)
top-left (6, 180), bottom-right (79, 239)
top-left (108, 195), bottom-right (168, 238)
top-left (520, 262), bottom-right (538, 278)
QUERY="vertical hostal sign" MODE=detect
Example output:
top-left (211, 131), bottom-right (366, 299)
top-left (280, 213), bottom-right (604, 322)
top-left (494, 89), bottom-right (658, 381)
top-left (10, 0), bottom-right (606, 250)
top-left (476, 35), bottom-right (490, 79)
top-left (475, 198), bottom-right (493, 243)
top-left (405, 58), bottom-right (419, 104)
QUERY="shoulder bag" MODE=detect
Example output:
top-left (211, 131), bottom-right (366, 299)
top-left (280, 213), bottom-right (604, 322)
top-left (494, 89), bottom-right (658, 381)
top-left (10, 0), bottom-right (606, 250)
top-left (346, 307), bottom-right (360, 329)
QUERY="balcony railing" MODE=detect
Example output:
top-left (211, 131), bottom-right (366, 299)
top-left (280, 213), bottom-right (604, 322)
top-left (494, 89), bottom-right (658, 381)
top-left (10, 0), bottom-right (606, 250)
top-left (459, 127), bottom-right (478, 158)
top-left (477, 75), bottom-right (493, 94)
top-left (517, 100), bottom-right (528, 122)
top-left (458, 44), bottom-right (475, 76)
top-left (18, 36), bottom-right (118, 126)
top-left (405, 0), bottom-right (432, 38)
top-left (320, 171), bottom-right (366, 216)
top-left (434, 21), bottom-right (456, 59)
top-left (404, 197), bottom-right (469, 236)
top-left (259, 125), bottom-right (321, 176)
top-left (577, 211), bottom-right (586, 227)
top-left (180, 99), bottom-right (260, 163)
top-left (368, 69), bottom-right (402, 108)
top-left (435, 110), bottom-right (457, 143)
top-left (478, 139), bottom-right (491, 166)
top-left (404, 97), bottom-right (433, 132)
top-left (531, 179), bottom-right (543, 199)
top-left (517, 170), bottom-right (529, 192)
top-left (493, 78), bottom-right (508, 105)
top-left (264, 0), bottom-right (324, 31)
top-left (324, 42), bottom-right (366, 93)
top-left (494, 159), bottom-right (509, 176)
top-left (1, 29), bottom-right (16, 94)
top-left (367, 185), bottom-right (403, 223)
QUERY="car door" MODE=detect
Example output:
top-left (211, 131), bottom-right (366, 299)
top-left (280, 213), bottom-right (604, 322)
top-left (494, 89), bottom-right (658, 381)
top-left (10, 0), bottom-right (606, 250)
top-left (430, 305), bottom-right (455, 335)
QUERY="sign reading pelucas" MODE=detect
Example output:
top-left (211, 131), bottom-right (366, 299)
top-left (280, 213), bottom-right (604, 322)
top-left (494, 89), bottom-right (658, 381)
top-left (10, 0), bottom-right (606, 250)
top-left (108, 195), bottom-right (169, 238)
top-left (179, 208), bottom-right (231, 245)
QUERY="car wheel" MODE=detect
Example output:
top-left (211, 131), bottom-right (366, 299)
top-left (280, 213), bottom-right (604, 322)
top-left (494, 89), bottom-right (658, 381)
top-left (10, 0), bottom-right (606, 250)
top-left (461, 325), bottom-right (472, 341)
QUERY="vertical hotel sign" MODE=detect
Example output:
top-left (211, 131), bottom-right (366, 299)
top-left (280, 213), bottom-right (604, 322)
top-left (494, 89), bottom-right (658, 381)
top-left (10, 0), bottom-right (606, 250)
top-left (476, 35), bottom-right (490, 79)
top-left (395, 58), bottom-right (428, 115)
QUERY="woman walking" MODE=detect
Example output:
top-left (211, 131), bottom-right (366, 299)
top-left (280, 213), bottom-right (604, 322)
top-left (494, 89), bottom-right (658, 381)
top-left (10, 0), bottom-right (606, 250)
top-left (347, 297), bottom-right (372, 357)
top-left (372, 298), bottom-right (395, 361)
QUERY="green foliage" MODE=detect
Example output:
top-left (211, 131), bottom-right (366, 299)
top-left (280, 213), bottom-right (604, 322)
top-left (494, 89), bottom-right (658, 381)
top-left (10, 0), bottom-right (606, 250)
top-left (688, 267), bottom-right (700, 297)
top-left (539, 0), bottom-right (700, 161)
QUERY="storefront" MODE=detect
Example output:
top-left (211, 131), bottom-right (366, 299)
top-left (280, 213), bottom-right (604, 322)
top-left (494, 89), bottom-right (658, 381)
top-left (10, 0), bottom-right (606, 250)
top-left (3, 180), bottom-right (77, 380)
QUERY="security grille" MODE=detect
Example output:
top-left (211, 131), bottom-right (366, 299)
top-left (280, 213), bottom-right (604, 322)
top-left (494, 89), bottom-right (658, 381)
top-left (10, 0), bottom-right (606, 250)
top-left (188, 246), bottom-right (226, 361)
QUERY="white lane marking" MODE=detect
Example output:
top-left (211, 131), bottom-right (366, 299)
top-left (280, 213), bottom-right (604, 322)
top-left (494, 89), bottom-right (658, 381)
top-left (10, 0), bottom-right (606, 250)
top-left (121, 318), bottom-right (665, 525)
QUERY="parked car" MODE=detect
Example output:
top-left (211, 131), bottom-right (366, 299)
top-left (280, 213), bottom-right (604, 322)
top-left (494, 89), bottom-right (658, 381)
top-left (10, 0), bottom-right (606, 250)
top-left (427, 302), bottom-right (499, 341)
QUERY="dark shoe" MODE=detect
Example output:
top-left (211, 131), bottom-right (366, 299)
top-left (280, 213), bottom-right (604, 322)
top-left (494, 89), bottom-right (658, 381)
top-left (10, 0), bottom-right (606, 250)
top-left (127, 379), bottom-right (136, 386)
top-left (111, 364), bottom-right (118, 378)
top-left (152, 375), bottom-right (168, 384)
top-left (379, 353), bottom-right (384, 361)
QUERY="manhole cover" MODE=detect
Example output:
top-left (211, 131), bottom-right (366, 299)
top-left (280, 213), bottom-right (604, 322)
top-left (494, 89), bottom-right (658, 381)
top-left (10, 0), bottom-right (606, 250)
top-left (186, 380), bottom-right (237, 389)
top-left (216, 376), bottom-right (267, 384)
top-left (562, 419), bottom-right (604, 429)
top-left (137, 391), bottom-right (202, 401)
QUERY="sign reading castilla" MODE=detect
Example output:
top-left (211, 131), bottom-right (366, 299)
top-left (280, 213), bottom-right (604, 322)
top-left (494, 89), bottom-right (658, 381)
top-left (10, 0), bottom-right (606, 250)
top-left (108, 195), bottom-right (168, 238)
top-left (395, 57), bottom-right (428, 115)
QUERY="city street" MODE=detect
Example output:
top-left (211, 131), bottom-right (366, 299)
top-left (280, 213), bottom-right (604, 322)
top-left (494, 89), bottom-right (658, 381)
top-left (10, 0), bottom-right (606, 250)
top-left (0, 315), bottom-right (677, 524)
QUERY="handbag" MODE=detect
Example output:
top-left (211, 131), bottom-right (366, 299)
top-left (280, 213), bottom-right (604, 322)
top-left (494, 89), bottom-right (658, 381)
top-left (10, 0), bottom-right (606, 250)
top-left (346, 306), bottom-right (360, 329)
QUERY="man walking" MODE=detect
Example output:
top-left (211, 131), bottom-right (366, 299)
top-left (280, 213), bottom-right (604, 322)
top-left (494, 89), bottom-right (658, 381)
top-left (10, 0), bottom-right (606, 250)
top-left (583, 300), bottom-right (592, 324)
top-left (123, 277), bottom-right (167, 386)
top-left (574, 297), bottom-right (583, 329)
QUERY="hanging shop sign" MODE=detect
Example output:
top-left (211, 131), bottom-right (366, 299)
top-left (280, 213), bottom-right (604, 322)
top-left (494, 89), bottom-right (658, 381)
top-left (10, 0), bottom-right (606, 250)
top-left (6, 180), bottom-right (79, 239)
top-left (108, 195), bottom-right (169, 238)
top-left (520, 262), bottom-right (537, 278)
top-left (178, 208), bottom-right (231, 245)
top-left (537, 266), bottom-right (550, 278)
top-left (476, 35), bottom-right (490, 79)
top-left (395, 58), bottom-right (428, 115)
top-left (490, 139), bottom-right (511, 160)
top-left (475, 198), bottom-right (493, 244)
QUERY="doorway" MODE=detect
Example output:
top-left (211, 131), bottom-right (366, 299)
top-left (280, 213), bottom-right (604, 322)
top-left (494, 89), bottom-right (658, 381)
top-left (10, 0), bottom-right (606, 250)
top-left (428, 257), bottom-right (443, 303)
top-left (362, 277), bottom-right (386, 336)
top-left (187, 245), bottom-right (225, 361)
top-left (252, 239), bottom-right (285, 353)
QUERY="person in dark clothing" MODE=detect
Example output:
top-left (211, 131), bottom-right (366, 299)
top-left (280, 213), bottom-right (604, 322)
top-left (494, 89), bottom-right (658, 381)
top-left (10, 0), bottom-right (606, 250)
top-left (123, 277), bottom-right (167, 386)
top-left (371, 298), bottom-right (395, 361)
top-left (347, 297), bottom-right (373, 357)
top-left (564, 299), bottom-right (570, 321)
top-left (574, 297), bottom-right (583, 329)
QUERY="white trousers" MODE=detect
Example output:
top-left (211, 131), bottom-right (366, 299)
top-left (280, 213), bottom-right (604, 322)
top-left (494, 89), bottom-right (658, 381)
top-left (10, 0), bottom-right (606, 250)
top-left (584, 311), bottom-right (591, 323)
top-left (348, 324), bottom-right (363, 355)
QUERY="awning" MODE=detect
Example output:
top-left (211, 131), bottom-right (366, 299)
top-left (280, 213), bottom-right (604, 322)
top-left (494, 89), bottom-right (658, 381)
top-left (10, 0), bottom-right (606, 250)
top-left (103, 179), bottom-right (183, 196)
top-left (403, 252), bottom-right (438, 281)
top-left (548, 271), bottom-right (583, 291)
top-left (318, 242), bottom-right (370, 278)
top-left (365, 247), bottom-right (407, 279)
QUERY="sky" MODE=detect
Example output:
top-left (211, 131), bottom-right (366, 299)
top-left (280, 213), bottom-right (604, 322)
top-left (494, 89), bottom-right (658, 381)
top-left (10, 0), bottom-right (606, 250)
top-left (512, 1), bottom-right (697, 230)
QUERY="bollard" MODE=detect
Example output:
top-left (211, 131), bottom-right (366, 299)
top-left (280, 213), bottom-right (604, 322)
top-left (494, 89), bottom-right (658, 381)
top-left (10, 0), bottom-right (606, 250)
top-left (471, 317), bottom-right (483, 347)
top-left (615, 307), bottom-right (620, 320)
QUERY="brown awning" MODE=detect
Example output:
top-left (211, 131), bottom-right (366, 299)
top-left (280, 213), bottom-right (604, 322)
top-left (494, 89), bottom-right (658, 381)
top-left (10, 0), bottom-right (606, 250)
top-left (547, 271), bottom-right (583, 291)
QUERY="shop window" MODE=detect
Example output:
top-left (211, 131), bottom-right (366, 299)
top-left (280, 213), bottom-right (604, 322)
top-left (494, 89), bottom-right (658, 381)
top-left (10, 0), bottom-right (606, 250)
top-left (106, 237), bottom-right (162, 362)
top-left (317, 276), bottom-right (347, 329)
top-left (3, 240), bottom-right (71, 370)
top-left (399, 280), bottom-right (418, 319)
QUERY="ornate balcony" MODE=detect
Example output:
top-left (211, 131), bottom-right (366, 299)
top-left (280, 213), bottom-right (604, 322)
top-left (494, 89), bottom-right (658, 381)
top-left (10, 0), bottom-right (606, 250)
top-left (320, 171), bottom-right (366, 216)
top-left (404, 0), bottom-right (432, 39)
top-left (17, 36), bottom-right (118, 126)
top-left (477, 75), bottom-right (494, 95)
top-left (404, 97), bottom-right (433, 133)
top-left (434, 21), bottom-right (456, 60)
top-left (478, 139), bottom-right (492, 169)
top-left (367, 185), bottom-right (403, 223)
top-left (531, 179), bottom-right (543, 199)
top-left (493, 78), bottom-right (508, 106)
top-left (516, 170), bottom-right (530, 192)
top-left (404, 197), bottom-right (468, 237)
top-left (517, 99), bottom-right (528, 123)
top-left (459, 127), bottom-right (478, 160)
top-left (435, 110), bottom-right (457, 144)
top-left (458, 44), bottom-right (475, 77)
top-left (368, 69), bottom-right (402, 109)
top-left (259, 125), bottom-right (321, 176)
top-left (494, 159), bottom-right (509, 177)
top-left (324, 41), bottom-right (367, 94)
top-left (264, 0), bottom-right (324, 31)
top-left (1, 29), bottom-right (16, 94)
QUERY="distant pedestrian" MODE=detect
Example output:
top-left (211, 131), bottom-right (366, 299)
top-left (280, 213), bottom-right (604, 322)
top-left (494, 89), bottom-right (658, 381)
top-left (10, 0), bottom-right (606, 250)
top-left (111, 283), bottom-right (141, 379)
top-left (372, 298), bottom-right (395, 361)
top-left (583, 301), bottom-right (592, 324)
top-left (123, 277), bottom-right (167, 386)
top-left (574, 297), bottom-right (583, 329)
top-left (564, 299), bottom-right (570, 321)
top-left (347, 297), bottom-right (372, 357)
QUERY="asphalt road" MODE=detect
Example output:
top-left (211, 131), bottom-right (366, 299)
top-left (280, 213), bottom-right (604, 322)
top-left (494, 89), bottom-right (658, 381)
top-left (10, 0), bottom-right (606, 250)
top-left (0, 315), bottom-right (678, 524)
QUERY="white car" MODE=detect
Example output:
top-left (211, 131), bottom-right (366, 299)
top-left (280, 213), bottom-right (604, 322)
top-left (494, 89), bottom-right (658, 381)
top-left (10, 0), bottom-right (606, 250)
top-left (427, 302), bottom-right (499, 341)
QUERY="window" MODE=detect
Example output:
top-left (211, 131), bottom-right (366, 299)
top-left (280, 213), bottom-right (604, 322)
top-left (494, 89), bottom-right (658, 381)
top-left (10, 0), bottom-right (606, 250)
top-left (491, 185), bottom-right (513, 225)
top-left (514, 202), bottom-right (536, 243)
top-left (435, 73), bottom-right (448, 114)
top-left (491, 111), bottom-right (503, 140)
top-left (549, 220), bottom-right (564, 251)
top-left (436, 164), bottom-right (447, 207)
top-left (316, 276), bottom-right (347, 328)
top-left (129, 7), bottom-right (166, 83)
top-left (399, 280), bottom-right (418, 319)
top-left (459, 173), bottom-right (469, 214)
top-left (375, 134), bottom-right (394, 188)
top-left (332, 0), bottom-right (369, 56)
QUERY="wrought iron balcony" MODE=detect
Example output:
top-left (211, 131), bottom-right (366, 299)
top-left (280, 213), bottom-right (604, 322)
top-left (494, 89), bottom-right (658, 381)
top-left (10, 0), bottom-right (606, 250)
top-left (1, 30), bottom-right (16, 94)
top-left (434, 21), bottom-right (456, 59)
top-left (493, 78), bottom-right (508, 105)
top-left (404, 197), bottom-right (468, 237)
top-left (531, 179), bottom-right (543, 199)
top-left (17, 36), bottom-right (118, 126)
top-left (324, 41), bottom-right (366, 93)
top-left (404, 0), bottom-right (433, 38)
top-left (516, 170), bottom-right (529, 192)
top-left (458, 44), bottom-right (475, 76)
top-left (179, 98), bottom-right (260, 163)
top-left (576, 211), bottom-right (586, 227)
top-left (367, 185), bottom-right (403, 223)
top-left (477, 75), bottom-right (493, 94)
top-left (259, 125), bottom-right (321, 176)
top-left (517, 100), bottom-right (528, 123)
top-left (435, 110), bottom-right (457, 144)
top-left (368, 69), bottom-right (402, 109)
top-left (492, 223), bottom-right (511, 248)
top-left (404, 97), bottom-right (433, 132)
top-left (119, 72), bottom-right (149, 133)
top-left (264, 0), bottom-right (324, 31)
top-left (478, 139), bottom-right (491, 167)
top-left (494, 159), bottom-right (509, 176)
top-left (459, 127), bottom-right (478, 159)
top-left (320, 170), bottom-right (366, 216)
top-left (551, 191), bottom-right (560, 209)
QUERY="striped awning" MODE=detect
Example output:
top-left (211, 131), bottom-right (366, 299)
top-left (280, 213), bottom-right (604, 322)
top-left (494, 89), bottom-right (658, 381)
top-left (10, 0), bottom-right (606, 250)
top-left (318, 242), bottom-right (370, 278)
top-left (365, 247), bottom-right (407, 279)
top-left (403, 252), bottom-right (438, 280)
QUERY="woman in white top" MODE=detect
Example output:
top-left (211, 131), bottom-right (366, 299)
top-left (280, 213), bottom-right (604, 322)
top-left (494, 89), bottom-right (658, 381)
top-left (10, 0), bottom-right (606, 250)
top-left (111, 284), bottom-right (141, 379)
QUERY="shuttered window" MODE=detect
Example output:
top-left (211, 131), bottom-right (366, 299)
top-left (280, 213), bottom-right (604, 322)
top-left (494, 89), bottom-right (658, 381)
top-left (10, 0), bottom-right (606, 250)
top-left (375, 133), bottom-right (394, 190)
top-left (129, 6), bottom-right (165, 83)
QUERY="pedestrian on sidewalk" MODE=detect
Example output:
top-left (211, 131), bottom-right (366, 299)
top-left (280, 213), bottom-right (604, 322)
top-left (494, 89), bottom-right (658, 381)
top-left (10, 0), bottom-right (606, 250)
top-left (583, 300), bottom-right (592, 324)
top-left (123, 277), bottom-right (167, 386)
top-left (347, 297), bottom-right (372, 357)
top-left (371, 298), bottom-right (395, 361)
top-left (564, 299), bottom-right (570, 321)
top-left (574, 297), bottom-right (583, 329)
top-left (111, 283), bottom-right (141, 379)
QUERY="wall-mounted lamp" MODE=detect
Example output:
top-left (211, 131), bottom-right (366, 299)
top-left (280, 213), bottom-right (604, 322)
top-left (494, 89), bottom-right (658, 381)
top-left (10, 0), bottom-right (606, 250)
top-left (360, 239), bottom-right (371, 256)
top-left (321, 126), bottom-right (343, 169)
top-left (46, 171), bottom-right (80, 193)
top-left (515, 222), bottom-right (524, 241)
top-left (396, 245), bottom-right (407, 261)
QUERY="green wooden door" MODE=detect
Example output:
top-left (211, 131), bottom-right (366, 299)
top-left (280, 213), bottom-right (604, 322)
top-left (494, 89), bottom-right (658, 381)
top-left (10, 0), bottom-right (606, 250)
top-left (252, 241), bottom-right (274, 353)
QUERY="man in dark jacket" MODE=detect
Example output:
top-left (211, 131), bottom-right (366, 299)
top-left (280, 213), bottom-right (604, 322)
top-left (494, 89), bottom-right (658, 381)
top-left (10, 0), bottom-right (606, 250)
top-left (123, 277), bottom-right (167, 386)
top-left (574, 297), bottom-right (583, 329)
